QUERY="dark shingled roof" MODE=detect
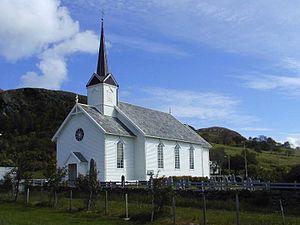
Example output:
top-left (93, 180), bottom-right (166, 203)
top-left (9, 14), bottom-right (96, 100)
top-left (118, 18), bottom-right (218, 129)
top-left (118, 102), bottom-right (210, 146)
top-left (86, 73), bottom-right (118, 87)
top-left (73, 152), bottom-right (88, 163)
top-left (79, 104), bottom-right (134, 137)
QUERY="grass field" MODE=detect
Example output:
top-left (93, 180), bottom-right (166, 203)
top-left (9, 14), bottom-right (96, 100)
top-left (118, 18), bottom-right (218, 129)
top-left (214, 144), bottom-right (300, 169)
top-left (1, 191), bottom-right (300, 225)
top-left (1, 202), bottom-right (300, 225)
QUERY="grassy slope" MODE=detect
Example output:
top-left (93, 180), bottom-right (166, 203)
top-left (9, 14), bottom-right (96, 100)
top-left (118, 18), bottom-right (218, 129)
top-left (214, 144), bottom-right (300, 169)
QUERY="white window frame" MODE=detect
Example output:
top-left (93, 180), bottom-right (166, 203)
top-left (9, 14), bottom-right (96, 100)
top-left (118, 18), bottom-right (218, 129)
top-left (189, 145), bottom-right (195, 170)
top-left (174, 144), bottom-right (180, 169)
top-left (117, 141), bottom-right (124, 168)
top-left (158, 142), bottom-right (164, 169)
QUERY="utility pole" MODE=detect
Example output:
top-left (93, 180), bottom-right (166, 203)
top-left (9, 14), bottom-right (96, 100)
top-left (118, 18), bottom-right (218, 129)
top-left (228, 155), bottom-right (231, 174)
top-left (244, 142), bottom-right (248, 179)
top-left (224, 155), bottom-right (231, 174)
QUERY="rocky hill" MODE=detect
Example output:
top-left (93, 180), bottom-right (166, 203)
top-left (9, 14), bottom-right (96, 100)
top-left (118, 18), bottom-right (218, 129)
top-left (197, 127), bottom-right (246, 146)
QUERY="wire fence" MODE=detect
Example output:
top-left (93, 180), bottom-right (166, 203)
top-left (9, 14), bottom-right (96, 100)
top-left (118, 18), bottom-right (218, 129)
top-left (1, 180), bottom-right (300, 225)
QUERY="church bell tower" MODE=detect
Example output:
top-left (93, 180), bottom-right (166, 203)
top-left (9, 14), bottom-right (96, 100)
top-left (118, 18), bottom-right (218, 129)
top-left (86, 19), bottom-right (118, 117)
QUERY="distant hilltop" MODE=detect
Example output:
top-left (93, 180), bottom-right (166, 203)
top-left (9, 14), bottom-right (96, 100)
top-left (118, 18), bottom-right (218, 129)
top-left (197, 126), bottom-right (246, 146)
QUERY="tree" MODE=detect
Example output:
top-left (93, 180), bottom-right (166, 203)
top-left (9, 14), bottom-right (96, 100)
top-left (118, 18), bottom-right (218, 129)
top-left (230, 155), bottom-right (244, 173)
top-left (283, 141), bottom-right (291, 149)
top-left (1, 173), bottom-right (13, 194)
top-left (242, 149), bottom-right (257, 165)
top-left (44, 162), bottom-right (66, 208)
top-left (209, 147), bottom-right (228, 171)
top-left (11, 151), bottom-right (33, 202)
top-left (87, 159), bottom-right (98, 211)
top-left (286, 164), bottom-right (300, 182)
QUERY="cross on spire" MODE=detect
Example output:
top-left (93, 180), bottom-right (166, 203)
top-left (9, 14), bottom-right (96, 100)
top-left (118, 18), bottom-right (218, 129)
top-left (96, 16), bottom-right (108, 77)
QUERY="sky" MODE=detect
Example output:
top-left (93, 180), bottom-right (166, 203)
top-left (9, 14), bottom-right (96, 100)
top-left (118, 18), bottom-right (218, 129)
top-left (1, 0), bottom-right (300, 147)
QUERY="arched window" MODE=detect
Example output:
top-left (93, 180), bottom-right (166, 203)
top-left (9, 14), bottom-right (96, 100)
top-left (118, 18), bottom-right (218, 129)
top-left (158, 142), bottom-right (164, 169)
top-left (189, 145), bottom-right (194, 170)
top-left (174, 144), bottom-right (180, 169)
top-left (117, 141), bottom-right (124, 168)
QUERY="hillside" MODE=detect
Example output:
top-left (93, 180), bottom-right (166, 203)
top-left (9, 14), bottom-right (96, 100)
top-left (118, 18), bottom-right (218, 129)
top-left (0, 88), bottom-right (86, 170)
top-left (197, 127), bottom-right (246, 146)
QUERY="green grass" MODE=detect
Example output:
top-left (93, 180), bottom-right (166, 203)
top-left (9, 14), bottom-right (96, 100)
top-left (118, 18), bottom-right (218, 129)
top-left (1, 191), bottom-right (300, 225)
top-left (1, 201), bottom-right (300, 225)
top-left (214, 144), bottom-right (300, 169)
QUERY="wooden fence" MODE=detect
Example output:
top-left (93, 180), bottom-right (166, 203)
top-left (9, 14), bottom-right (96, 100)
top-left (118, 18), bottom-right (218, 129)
top-left (16, 179), bottom-right (300, 192)
top-left (97, 180), bottom-right (300, 191)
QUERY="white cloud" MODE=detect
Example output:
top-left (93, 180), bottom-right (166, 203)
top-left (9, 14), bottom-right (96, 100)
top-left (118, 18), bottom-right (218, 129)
top-left (122, 87), bottom-right (256, 126)
top-left (0, 0), bottom-right (79, 60)
top-left (21, 31), bottom-right (98, 89)
top-left (109, 34), bottom-right (188, 57)
top-left (235, 57), bottom-right (300, 95)
top-left (244, 74), bottom-right (300, 92)
top-left (0, 0), bottom-right (99, 89)
top-left (286, 134), bottom-right (300, 147)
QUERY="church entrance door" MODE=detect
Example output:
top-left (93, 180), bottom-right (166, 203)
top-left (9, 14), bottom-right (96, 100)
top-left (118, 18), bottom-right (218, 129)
top-left (68, 163), bottom-right (77, 186)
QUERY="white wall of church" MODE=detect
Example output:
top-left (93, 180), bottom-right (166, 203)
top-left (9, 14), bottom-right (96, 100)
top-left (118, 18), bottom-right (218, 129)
top-left (145, 137), bottom-right (210, 179)
top-left (115, 109), bottom-right (146, 180)
top-left (87, 83), bottom-right (118, 117)
top-left (202, 148), bottom-right (210, 177)
top-left (87, 84), bottom-right (103, 110)
top-left (104, 134), bottom-right (135, 181)
top-left (102, 83), bottom-right (118, 116)
top-left (56, 111), bottom-right (105, 181)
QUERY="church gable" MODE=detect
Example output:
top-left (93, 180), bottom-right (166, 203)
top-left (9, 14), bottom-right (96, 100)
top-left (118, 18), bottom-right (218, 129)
top-left (51, 104), bottom-right (105, 142)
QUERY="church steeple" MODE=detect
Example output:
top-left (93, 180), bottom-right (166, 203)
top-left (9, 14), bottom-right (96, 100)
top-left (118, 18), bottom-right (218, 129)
top-left (86, 18), bottom-right (118, 88)
top-left (86, 17), bottom-right (119, 117)
top-left (97, 19), bottom-right (108, 77)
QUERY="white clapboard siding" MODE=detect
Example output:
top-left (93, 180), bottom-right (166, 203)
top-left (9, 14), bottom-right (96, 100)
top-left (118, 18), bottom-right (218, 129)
top-left (105, 134), bottom-right (135, 181)
top-left (202, 148), bottom-right (210, 177)
top-left (116, 110), bottom-right (146, 180)
top-left (56, 112), bottom-right (105, 181)
top-left (145, 138), bottom-right (210, 179)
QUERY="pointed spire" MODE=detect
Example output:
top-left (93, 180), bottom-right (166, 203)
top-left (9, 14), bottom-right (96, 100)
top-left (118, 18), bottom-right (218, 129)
top-left (96, 17), bottom-right (108, 76)
top-left (86, 16), bottom-right (118, 88)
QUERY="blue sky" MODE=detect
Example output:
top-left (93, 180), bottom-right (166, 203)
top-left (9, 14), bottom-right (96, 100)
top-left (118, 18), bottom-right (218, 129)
top-left (1, 0), bottom-right (300, 146)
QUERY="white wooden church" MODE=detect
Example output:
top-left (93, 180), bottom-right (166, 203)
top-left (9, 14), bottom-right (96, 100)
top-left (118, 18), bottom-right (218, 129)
top-left (52, 21), bottom-right (211, 182)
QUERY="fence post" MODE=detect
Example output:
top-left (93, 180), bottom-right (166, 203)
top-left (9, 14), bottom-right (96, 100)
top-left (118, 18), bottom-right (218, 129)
top-left (202, 192), bottom-right (207, 225)
top-left (69, 189), bottom-right (73, 211)
top-left (151, 190), bottom-right (155, 222)
top-left (172, 195), bottom-right (176, 225)
top-left (279, 199), bottom-right (286, 225)
top-left (105, 190), bottom-right (108, 215)
top-left (26, 187), bottom-right (30, 205)
top-left (124, 193), bottom-right (130, 220)
top-left (235, 192), bottom-right (240, 225)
